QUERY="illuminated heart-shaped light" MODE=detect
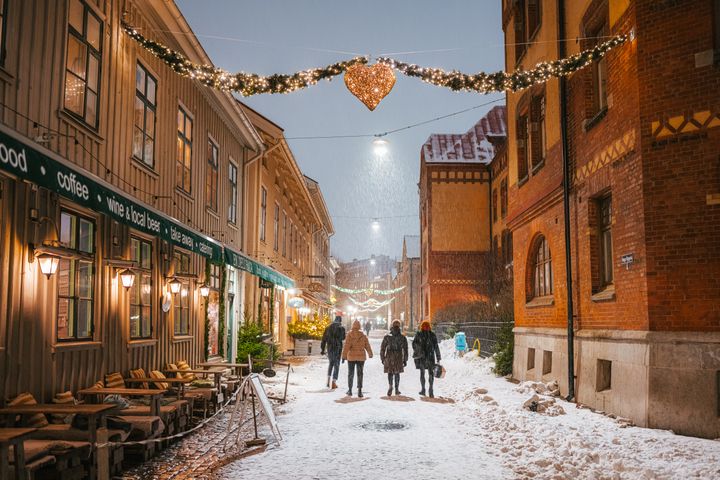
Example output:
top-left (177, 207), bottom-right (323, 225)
top-left (344, 63), bottom-right (396, 111)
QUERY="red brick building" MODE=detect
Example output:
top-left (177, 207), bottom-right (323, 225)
top-left (419, 106), bottom-right (507, 324)
top-left (504, 0), bottom-right (720, 437)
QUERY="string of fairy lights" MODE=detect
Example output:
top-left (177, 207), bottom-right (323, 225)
top-left (122, 22), bottom-right (628, 105)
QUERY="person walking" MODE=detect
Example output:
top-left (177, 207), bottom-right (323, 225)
top-left (321, 315), bottom-right (346, 389)
top-left (412, 320), bottom-right (441, 398)
top-left (364, 319), bottom-right (372, 337)
top-left (380, 320), bottom-right (408, 396)
top-left (341, 320), bottom-right (373, 397)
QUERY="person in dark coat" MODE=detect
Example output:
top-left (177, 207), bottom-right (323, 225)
top-left (412, 320), bottom-right (441, 398)
top-left (321, 315), bottom-right (346, 389)
top-left (364, 320), bottom-right (372, 336)
top-left (380, 320), bottom-right (409, 396)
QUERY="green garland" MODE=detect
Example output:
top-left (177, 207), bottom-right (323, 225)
top-left (268, 286), bottom-right (275, 338)
top-left (377, 35), bottom-right (627, 93)
top-left (123, 22), bottom-right (627, 96)
top-left (332, 285), bottom-right (405, 296)
top-left (123, 23), bottom-right (367, 96)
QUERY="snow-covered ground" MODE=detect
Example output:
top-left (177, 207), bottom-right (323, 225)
top-left (219, 333), bottom-right (720, 480)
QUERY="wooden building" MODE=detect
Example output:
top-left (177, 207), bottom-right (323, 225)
top-left (241, 104), bottom-right (333, 353)
top-left (0, 0), bottom-right (299, 403)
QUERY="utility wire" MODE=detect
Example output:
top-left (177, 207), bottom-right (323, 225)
top-left (285, 96), bottom-right (505, 140)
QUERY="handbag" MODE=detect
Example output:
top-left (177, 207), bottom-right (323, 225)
top-left (433, 364), bottom-right (446, 379)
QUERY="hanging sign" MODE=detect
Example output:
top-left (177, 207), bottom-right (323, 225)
top-left (0, 127), bottom-right (223, 261)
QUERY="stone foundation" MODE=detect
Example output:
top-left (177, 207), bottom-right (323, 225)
top-left (514, 327), bottom-right (720, 438)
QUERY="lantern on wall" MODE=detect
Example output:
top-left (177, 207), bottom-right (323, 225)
top-left (37, 253), bottom-right (60, 279)
top-left (168, 277), bottom-right (182, 294)
top-left (199, 283), bottom-right (210, 297)
top-left (118, 269), bottom-right (136, 290)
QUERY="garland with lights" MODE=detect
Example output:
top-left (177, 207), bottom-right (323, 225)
top-left (376, 34), bottom-right (627, 93)
top-left (123, 23), bottom-right (368, 96)
top-left (332, 285), bottom-right (405, 296)
top-left (123, 22), bottom-right (627, 102)
top-left (348, 296), bottom-right (395, 309)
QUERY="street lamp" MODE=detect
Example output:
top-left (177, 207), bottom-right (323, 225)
top-left (37, 253), bottom-right (60, 279)
top-left (372, 138), bottom-right (389, 157)
top-left (371, 219), bottom-right (380, 232)
top-left (118, 269), bottom-right (136, 290)
top-left (168, 277), bottom-right (182, 294)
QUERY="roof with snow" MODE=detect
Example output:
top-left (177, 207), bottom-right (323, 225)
top-left (421, 105), bottom-right (507, 164)
top-left (404, 235), bottom-right (421, 259)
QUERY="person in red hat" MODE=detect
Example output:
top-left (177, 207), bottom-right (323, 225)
top-left (412, 320), bottom-right (441, 397)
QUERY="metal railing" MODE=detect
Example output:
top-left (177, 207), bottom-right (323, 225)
top-left (432, 320), bottom-right (508, 358)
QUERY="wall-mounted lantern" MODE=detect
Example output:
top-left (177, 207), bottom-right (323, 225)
top-left (168, 277), bottom-right (182, 294)
top-left (199, 283), bottom-right (210, 298)
top-left (118, 269), bottom-right (136, 290)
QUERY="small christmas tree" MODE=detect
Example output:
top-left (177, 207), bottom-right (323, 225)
top-left (288, 312), bottom-right (330, 340)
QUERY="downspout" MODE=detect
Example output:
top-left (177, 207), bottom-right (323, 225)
top-left (558, 0), bottom-right (576, 401)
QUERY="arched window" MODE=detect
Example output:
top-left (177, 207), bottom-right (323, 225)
top-left (532, 235), bottom-right (553, 298)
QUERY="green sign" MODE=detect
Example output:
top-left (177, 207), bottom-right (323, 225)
top-left (0, 128), bottom-right (223, 261)
top-left (224, 247), bottom-right (294, 289)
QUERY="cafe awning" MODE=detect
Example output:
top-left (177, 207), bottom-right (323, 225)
top-left (0, 125), bottom-right (223, 261)
top-left (223, 247), bottom-right (295, 289)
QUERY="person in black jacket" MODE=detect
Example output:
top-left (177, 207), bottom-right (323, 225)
top-left (320, 315), bottom-right (346, 389)
top-left (380, 320), bottom-right (409, 396)
top-left (412, 320), bottom-right (441, 398)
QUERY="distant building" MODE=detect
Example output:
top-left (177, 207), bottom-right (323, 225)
top-left (335, 255), bottom-right (395, 327)
top-left (419, 106), bottom-right (507, 324)
top-left (393, 235), bottom-right (422, 331)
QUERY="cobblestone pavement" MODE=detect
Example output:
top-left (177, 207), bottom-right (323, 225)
top-left (119, 367), bottom-right (301, 480)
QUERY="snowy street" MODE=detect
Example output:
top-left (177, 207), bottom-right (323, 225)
top-left (220, 333), bottom-right (720, 479)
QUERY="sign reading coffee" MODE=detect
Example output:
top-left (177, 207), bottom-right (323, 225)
top-left (0, 127), bottom-right (222, 261)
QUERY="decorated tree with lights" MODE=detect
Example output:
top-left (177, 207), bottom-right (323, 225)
top-left (288, 312), bottom-right (330, 340)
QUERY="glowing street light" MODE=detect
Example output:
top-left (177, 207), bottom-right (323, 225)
top-left (371, 219), bottom-right (380, 232)
top-left (372, 138), bottom-right (389, 157)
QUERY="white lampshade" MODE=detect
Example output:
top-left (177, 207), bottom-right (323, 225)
top-left (168, 277), bottom-right (182, 294)
top-left (38, 253), bottom-right (60, 278)
top-left (119, 269), bottom-right (136, 289)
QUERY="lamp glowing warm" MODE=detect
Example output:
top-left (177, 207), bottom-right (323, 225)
top-left (118, 269), bottom-right (136, 289)
top-left (37, 253), bottom-right (60, 279)
top-left (371, 220), bottom-right (380, 232)
top-left (199, 284), bottom-right (210, 297)
top-left (168, 277), bottom-right (182, 294)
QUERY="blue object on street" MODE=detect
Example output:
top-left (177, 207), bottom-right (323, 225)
top-left (455, 332), bottom-right (467, 351)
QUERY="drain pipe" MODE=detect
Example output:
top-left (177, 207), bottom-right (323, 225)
top-left (557, 0), bottom-right (576, 401)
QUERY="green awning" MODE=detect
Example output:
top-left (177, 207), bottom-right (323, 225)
top-left (224, 247), bottom-right (295, 289)
top-left (0, 126), bottom-right (223, 261)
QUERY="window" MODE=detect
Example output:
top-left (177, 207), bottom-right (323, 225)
top-left (64, 0), bottom-right (102, 128)
top-left (176, 107), bottom-right (193, 193)
top-left (542, 350), bottom-right (552, 375)
top-left (527, 347), bottom-right (536, 370)
top-left (531, 235), bottom-right (553, 298)
top-left (173, 251), bottom-right (191, 336)
top-left (514, 0), bottom-right (542, 63)
top-left (530, 94), bottom-right (546, 169)
top-left (592, 25), bottom-right (609, 114)
top-left (130, 237), bottom-right (152, 339)
top-left (0, 0), bottom-right (8, 66)
top-left (500, 178), bottom-right (508, 219)
top-left (502, 229), bottom-right (513, 267)
top-left (260, 187), bottom-right (267, 242)
top-left (273, 204), bottom-right (280, 251)
top-left (209, 262), bottom-right (221, 290)
top-left (492, 188), bottom-right (498, 223)
top-left (228, 162), bottom-right (238, 224)
top-left (598, 195), bottom-right (613, 287)
top-left (289, 221), bottom-right (294, 261)
top-left (132, 63), bottom-right (156, 167)
top-left (596, 359), bottom-right (612, 392)
top-left (206, 138), bottom-right (218, 211)
top-left (282, 212), bottom-right (287, 256)
top-left (57, 210), bottom-right (95, 341)
top-left (516, 111), bottom-right (529, 182)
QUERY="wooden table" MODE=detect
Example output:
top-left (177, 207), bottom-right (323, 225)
top-left (77, 388), bottom-right (166, 417)
top-left (0, 404), bottom-right (116, 443)
top-left (0, 428), bottom-right (36, 480)
top-left (165, 368), bottom-right (225, 392)
top-left (126, 377), bottom-right (191, 400)
top-left (197, 362), bottom-right (248, 378)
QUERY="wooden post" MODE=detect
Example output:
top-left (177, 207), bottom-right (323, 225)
top-left (96, 427), bottom-right (109, 480)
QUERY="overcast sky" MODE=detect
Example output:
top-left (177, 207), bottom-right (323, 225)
top-left (176, 0), bottom-right (504, 262)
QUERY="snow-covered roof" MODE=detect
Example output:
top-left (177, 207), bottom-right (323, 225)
top-left (404, 235), bottom-right (421, 259)
top-left (422, 105), bottom-right (507, 164)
